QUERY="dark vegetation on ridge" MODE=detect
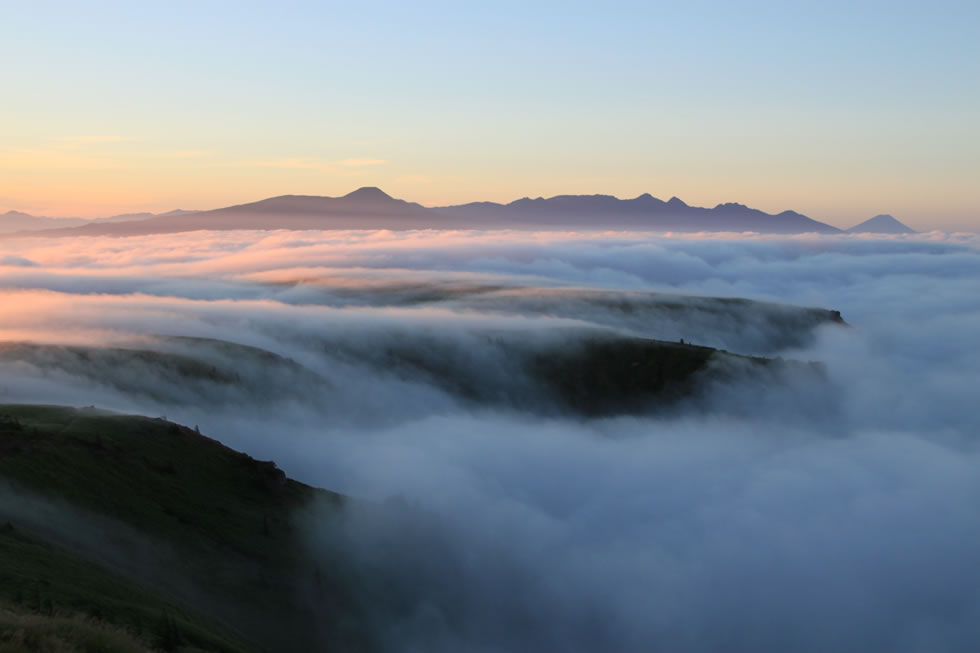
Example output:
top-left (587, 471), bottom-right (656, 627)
top-left (0, 326), bottom-right (837, 418)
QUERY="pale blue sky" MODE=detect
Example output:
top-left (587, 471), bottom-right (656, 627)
top-left (2, 0), bottom-right (978, 229)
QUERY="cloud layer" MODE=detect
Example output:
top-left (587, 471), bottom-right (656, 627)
top-left (1, 229), bottom-right (979, 651)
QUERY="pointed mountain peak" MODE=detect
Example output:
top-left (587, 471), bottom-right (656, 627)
top-left (666, 196), bottom-right (688, 207)
top-left (630, 193), bottom-right (666, 207)
top-left (343, 187), bottom-right (394, 201)
top-left (847, 214), bottom-right (916, 234)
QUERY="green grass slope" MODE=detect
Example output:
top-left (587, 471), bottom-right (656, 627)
top-left (0, 526), bottom-right (245, 652)
top-left (0, 406), bottom-right (357, 652)
top-left (0, 601), bottom-right (153, 653)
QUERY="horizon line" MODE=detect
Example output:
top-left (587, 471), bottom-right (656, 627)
top-left (2, 185), bottom-right (907, 228)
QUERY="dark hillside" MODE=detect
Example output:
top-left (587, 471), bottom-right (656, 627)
top-left (0, 406), bottom-right (357, 651)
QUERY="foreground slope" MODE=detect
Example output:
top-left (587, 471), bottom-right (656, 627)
top-left (0, 406), bottom-right (356, 652)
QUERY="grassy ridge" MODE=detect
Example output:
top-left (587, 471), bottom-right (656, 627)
top-left (0, 406), bottom-right (355, 652)
top-left (1, 329), bottom-right (824, 418)
top-left (0, 525), bottom-right (246, 652)
top-left (0, 601), bottom-right (151, 653)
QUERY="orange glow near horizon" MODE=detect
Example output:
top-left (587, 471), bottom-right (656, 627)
top-left (2, 143), bottom-right (978, 231)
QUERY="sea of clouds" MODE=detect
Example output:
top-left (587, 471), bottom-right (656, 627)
top-left (1, 228), bottom-right (979, 652)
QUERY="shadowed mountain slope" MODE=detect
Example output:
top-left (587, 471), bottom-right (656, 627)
top-left (0, 405), bottom-right (356, 651)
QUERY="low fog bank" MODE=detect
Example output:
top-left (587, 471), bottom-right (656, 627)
top-left (292, 312), bottom-right (980, 651)
top-left (1, 230), bottom-right (979, 650)
top-left (305, 419), bottom-right (980, 652)
top-left (4, 229), bottom-right (976, 353)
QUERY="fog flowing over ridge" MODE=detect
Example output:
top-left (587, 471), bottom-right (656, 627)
top-left (1, 229), bottom-right (979, 651)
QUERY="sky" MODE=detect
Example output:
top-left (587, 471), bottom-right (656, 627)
top-left (2, 0), bottom-right (978, 230)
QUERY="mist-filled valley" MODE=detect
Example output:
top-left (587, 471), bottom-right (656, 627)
top-left (1, 228), bottom-right (979, 652)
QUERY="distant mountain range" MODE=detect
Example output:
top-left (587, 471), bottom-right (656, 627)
top-left (1, 189), bottom-right (916, 236)
top-left (0, 208), bottom-right (197, 235)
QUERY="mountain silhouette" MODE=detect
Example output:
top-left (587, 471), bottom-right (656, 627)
top-left (0, 210), bottom-right (88, 234)
top-left (846, 214), bottom-right (916, 234)
top-left (439, 194), bottom-right (840, 233)
top-left (4, 188), bottom-right (849, 237)
top-left (0, 208), bottom-right (196, 234)
top-left (342, 186), bottom-right (394, 201)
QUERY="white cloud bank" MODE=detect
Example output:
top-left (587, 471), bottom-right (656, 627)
top-left (0, 229), bottom-right (979, 651)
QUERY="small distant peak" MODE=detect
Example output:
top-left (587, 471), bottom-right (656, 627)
top-left (634, 192), bottom-right (656, 201)
top-left (666, 196), bottom-right (688, 207)
top-left (715, 202), bottom-right (747, 210)
top-left (343, 187), bottom-right (393, 201)
top-left (847, 213), bottom-right (916, 234)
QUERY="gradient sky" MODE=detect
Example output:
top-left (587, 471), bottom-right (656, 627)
top-left (2, 0), bottom-right (978, 230)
